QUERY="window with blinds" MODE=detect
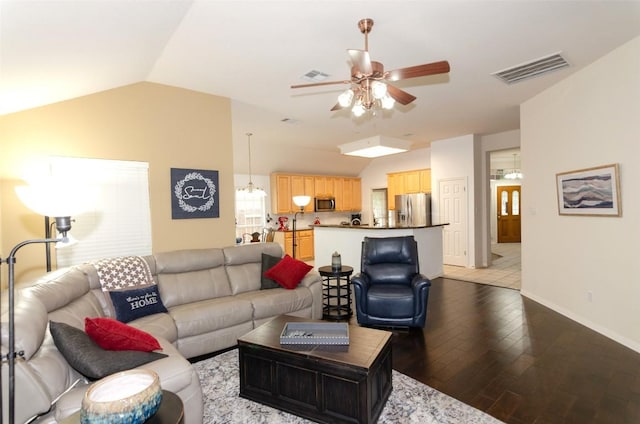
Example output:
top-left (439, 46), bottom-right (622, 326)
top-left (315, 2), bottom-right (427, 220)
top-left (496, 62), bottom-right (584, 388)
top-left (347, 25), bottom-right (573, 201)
top-left (54, 157), bottom-right (152, 267)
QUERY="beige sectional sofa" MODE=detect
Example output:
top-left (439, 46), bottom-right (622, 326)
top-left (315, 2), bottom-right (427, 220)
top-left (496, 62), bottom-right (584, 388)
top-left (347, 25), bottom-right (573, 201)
top-left (1, 242), bottom-right (323, 424)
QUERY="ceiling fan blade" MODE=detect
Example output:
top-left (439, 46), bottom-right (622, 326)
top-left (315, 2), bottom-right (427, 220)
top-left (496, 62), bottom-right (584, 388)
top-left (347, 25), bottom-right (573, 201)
top-left (386, 84), bottom-right (417, 105)
top-left (330, 102), bottom-right (344, 111)
top-left (387, 60), bottom-right (450, 81)
top-left (291, 80), bottom-right (349, 89)
top-left (348, 49), bottom-right (373, 75)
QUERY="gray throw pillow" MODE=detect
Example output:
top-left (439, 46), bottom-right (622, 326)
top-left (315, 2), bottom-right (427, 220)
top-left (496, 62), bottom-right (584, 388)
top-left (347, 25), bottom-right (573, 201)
top-left (261, 253), bottom-right (282, 289)
top-left (49, 321), bottom-right (167, 380)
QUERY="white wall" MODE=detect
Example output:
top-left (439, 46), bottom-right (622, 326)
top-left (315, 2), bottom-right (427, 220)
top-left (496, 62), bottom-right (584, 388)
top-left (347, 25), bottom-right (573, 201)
top-left (521, 36), bottom-right (640, 352)
top-left (430, 134), bottom-right (481, 267)
top-left (358, 147), bottom-right (430, 224)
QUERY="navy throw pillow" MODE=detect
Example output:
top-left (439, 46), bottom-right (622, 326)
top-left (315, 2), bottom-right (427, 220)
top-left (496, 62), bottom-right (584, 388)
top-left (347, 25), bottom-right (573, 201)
top-left (109, 285), bottom-right (168, 323)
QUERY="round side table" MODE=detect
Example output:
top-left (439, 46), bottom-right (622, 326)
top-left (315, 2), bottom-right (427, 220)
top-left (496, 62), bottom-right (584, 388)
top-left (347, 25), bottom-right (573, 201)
top-left (318, 265), bottom-right (354, 321)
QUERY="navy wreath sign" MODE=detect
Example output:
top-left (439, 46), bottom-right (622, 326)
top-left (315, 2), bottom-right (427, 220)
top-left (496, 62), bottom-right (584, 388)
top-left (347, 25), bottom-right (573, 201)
top-left (171, 168), bottom-right (219, 219)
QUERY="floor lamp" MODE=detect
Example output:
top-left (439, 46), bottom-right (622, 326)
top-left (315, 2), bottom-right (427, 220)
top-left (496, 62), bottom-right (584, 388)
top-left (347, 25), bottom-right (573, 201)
top-left (1, 182), bottom-right (80, 424)
top-left (291, 196), bottom-right (311, 259)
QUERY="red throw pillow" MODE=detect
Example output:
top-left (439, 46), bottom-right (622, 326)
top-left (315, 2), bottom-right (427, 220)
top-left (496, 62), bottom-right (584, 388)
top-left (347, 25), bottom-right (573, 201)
top-left (263, 254), bottom-right (313, 289)
top-left (85, 317), bottom-right (162, 352)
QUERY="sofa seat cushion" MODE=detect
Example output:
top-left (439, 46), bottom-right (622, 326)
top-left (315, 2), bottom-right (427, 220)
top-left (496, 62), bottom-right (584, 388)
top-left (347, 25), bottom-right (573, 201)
top-left (168, 297), bottom-right (253, 339)
top-left (236, 286), bottom-right (313, 321)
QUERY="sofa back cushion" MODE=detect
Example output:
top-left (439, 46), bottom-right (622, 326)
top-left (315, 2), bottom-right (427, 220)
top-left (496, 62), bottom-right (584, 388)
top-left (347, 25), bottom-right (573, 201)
top-left (223, 243), bottom-right (283, 295)
top-left (153, 248), bottom-right (232, 307)
top-left (21, 266), bottom-right (106, 328)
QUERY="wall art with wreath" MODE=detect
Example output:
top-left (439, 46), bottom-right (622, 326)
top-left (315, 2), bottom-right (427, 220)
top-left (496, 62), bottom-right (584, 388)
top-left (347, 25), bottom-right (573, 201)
top-left (171, 168), bottom-right (219, 219)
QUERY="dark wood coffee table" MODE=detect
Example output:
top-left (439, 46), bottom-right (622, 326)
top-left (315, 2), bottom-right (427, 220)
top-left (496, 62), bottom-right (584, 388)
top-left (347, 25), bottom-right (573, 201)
top-left (238, 315), bottom-right (392, 424)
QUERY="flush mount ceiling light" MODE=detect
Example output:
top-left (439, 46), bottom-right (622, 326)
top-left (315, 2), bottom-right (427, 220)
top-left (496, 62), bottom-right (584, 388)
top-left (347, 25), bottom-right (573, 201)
top-left (339, 135), bottom-right (411, 158)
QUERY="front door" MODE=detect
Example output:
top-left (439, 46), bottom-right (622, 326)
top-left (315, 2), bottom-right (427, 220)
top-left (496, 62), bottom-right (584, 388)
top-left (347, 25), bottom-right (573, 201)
top-left (497, 185), bottom-right (521, 243)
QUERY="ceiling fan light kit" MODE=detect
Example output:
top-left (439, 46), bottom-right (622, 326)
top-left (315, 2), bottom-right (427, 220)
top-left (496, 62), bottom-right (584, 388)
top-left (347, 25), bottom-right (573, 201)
top-left (339, 135), bottom-right (411, 158)
top-left (291, 18), bottom-right (450, 117)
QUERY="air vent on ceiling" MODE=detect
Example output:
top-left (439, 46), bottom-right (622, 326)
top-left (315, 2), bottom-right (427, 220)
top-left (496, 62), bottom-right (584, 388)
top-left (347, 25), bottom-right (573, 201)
top-left (301, 70), bottom-right (329, 82)
top-left (492, 52), bottom-right (569, 84)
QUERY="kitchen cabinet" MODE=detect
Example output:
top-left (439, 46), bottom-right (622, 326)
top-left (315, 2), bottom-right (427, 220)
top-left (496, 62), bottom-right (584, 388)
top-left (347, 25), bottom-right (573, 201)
top-left (271, 174), bottom-right (293, 214)
top-left (271, 173), bottom-right (314, 214)
top-left (272, 173), bottom-right (361, 213)
top-left (419, 169), bottom-right (431, 192)
top-left (314, 176), bottom-right (333, 198)
top-left (387, 169), bottom-right (431, 210)
top-left (291, 175), bottom-right (314, 212)
top-left (404, 171), bottom-right (421, 193)
top-left (387, 173), bottom-right (403, 210)
top-left (275, 230), bottom-right (314, 261)
top-left (340, 177), bottom-right (361, 211)
top-left (333, 177), bottom-right (344, 210)
top-left (352, 178), bottom-right (362, 211)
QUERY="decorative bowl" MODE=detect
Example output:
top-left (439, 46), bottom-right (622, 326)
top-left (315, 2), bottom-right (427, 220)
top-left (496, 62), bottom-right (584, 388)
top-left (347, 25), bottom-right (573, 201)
top-left (80, 369), bottom-right (162, 423)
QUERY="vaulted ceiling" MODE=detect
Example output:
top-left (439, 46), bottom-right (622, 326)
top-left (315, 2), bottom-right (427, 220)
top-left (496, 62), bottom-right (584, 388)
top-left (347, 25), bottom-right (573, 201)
top-left (2, 1), bottom-right (639, 175)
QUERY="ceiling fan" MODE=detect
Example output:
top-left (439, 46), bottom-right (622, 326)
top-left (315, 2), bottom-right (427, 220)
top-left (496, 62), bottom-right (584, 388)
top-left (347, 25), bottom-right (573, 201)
top-left (291, 18), bottom-right (450, 116)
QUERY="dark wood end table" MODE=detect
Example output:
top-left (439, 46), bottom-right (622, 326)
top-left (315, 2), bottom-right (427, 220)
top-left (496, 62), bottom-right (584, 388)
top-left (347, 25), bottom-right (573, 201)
top-left (318, 265), bottom-right (354, 321)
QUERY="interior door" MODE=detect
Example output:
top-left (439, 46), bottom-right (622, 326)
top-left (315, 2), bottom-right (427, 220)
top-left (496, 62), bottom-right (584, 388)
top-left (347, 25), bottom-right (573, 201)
top-left (497, 185), bottom-right (521, 243)
top-left (439, 178), bottom-right (467, 266)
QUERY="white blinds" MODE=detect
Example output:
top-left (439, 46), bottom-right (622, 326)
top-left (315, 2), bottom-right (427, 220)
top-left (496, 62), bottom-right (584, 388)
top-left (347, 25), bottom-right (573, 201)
top-left (54, 157), bottom-right (152, 267)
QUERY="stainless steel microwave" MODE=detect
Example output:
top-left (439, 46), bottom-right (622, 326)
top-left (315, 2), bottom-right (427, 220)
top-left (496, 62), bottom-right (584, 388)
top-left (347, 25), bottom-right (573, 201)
top-left (314, 197), bottom-right (336, 212)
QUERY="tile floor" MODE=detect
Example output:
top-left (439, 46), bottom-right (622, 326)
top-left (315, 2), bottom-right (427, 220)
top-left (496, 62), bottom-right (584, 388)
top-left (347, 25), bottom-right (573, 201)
top-left (442, 242), bottom-right (521, 290)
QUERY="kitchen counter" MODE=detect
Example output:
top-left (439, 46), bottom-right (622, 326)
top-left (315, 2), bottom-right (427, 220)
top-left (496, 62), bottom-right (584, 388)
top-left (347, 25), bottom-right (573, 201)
top-left (313, 225), bottom-right (446, 279)
top-left (311, 224), bottom-right (447, 230)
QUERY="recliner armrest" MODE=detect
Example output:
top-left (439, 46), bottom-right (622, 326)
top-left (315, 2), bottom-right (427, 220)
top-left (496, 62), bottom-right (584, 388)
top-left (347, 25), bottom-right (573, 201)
top-left (410, 273), bottom-right (431, 316)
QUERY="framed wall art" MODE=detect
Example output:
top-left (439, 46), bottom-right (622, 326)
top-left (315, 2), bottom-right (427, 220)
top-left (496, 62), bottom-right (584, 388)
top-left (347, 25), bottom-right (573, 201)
top-left (171, 168), bottom-right (219, 219)
top-left (556, 163), bottom-right (621, 216)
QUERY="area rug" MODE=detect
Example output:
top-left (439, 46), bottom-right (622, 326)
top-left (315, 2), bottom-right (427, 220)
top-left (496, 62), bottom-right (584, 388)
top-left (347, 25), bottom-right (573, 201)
top-left (192, 349), bottom-right (504, 424)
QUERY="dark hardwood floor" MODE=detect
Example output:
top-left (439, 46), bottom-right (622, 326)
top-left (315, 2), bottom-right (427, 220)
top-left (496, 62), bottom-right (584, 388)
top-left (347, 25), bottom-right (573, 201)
top-left (357, 278), bottom-right (640, 424)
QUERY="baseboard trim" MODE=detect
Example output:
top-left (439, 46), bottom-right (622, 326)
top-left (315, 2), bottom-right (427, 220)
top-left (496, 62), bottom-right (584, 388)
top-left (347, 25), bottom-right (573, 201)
top-left (520, 289), bottom-right (640, 354)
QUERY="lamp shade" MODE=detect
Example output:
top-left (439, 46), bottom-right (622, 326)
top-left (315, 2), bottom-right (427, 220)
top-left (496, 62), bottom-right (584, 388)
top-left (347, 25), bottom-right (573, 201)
top-left (15, 177), bottom-right (89, 217)
top-left (292, 195), bottom-right (311, 207)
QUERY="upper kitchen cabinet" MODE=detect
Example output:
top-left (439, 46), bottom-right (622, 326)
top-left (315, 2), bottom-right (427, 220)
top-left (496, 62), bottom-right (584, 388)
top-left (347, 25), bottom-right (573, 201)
top-left (314, 176), bottom-right (333, 198)
top-left (339, 177), bottom-right (362, 211)
top-left (291, 175), bottom-right (315, 213)
top-left (419, 169), bottom-right (431, 192)
top-left (271, 173), bottom-right (292, 214)
top-left (387, 169), bottom-right (431, 210)
top-left (270, 173), bottom-right (314, 214)
top-left (272, 173), bottom-right (361, 214)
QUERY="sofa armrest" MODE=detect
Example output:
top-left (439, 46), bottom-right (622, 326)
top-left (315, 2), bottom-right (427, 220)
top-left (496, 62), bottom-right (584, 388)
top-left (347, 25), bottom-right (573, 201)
top-left (298, 269), bottom-right (322, 288)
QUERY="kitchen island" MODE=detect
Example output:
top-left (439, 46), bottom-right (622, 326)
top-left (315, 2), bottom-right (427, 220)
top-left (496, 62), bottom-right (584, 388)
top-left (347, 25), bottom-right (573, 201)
top-left (313, 224), bottom-right (447, 279)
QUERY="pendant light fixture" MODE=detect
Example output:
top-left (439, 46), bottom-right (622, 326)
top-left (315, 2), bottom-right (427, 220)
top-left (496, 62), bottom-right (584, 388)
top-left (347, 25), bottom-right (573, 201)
top-left (238, 132), bottom-right (266, 198)
top-left (504, 153), bottom-right (523, 180)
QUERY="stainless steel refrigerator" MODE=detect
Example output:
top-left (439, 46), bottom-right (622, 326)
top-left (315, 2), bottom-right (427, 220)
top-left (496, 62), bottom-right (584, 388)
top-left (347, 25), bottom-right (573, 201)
top-left (395, 193), bottom-right (432, 227)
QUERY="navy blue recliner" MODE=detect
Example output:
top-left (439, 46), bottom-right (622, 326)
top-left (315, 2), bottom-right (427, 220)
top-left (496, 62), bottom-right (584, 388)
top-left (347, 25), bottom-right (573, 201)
top-left (352, 236), bottom-right (431, 328)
